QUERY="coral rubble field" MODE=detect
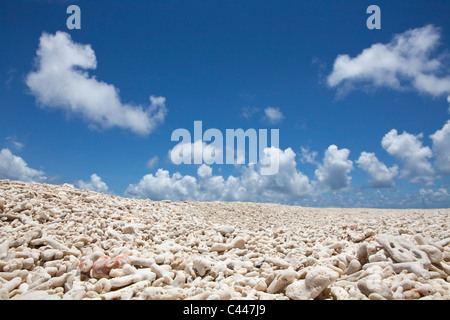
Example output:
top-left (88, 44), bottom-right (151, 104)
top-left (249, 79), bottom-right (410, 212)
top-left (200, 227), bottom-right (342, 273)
top-left (0, 180), bottom-right (449, 300)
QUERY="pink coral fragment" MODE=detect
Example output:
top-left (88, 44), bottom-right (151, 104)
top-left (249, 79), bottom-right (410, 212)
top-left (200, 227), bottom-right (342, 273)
top-left (91, 254), bottom-right (131, 279)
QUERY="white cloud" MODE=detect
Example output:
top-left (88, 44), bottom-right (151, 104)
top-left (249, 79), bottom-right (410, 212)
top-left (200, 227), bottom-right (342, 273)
top-left (241, 106), bottom-right (259, 119)
top-left (126, 147), bottom-right (314, 202)
top-left (419, 187), bottom-right (450, 208)
top-left (327, 25), bottom-right (450, 102)
top-left (381, 129), bottom-right (436, 184)
top-left (169, 140), bottom-right (224, 165)
top-left (315, 145), bottom-right (353, 190)
top-left (6, 136), bottom-right (24, 151)
top-left (258, 147), bottom-right (314, 199)
top-left (26, 31), bottom-right (167, 135)
top-left (299, 147), bottom-right (319, 165)
top-left (146, 155), bottom-right (159, 169)
top-left (357, 152), bottom-right (398, 188)
top-left (12, 141), bottom-right (24, 151)
top-left (263, 107), bottom-right (284, 124)
top-left (447, 96), bottom-right (450, 114)
top-left (125, 169), bottom-right (200, 201)
top-left (430, 120), bottom-right (450, 174)
top-left (196, 164), bottom-right (211, 178)
top-left (76, 173), bottom-right (108, 193)
top-left (0, 148), bottom-right (46, 183)
top-left (4, 68), bottom-right (16, 89)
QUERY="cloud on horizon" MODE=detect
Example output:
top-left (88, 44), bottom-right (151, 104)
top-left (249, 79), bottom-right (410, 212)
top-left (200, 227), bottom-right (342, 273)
top-left (381, 129), bottom-right (437, 185)
top-left (357, 152), bottom-right (398, 188)
top-left (76, 173), bottom-right (109, 193)
top-left (0, 148), bottom-right (46, 183)
top-left (125, 118), bottom-right (450, 205)
top-left (315, 145), bottom-right (353, 191)
top-left (126, 147), bottom-right (314, 202)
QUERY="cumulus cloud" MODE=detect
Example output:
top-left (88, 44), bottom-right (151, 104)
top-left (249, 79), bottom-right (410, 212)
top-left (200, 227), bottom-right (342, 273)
top-left (327, 25), bottom-right (450, 102)
top-left (0, 148), bottom-right (46, 183)
top-left (26, 31), bottom-right (167, 135)
top-left (263, 107), bottom-right (284, 124)
top-left (315, 145), bottom-right (353, 190)
top-left (76, 173), bottom-right (108, 193)
top-left (381, 129), bottom-right (436, 184)
top-left (258, 147), bottom-right (313, 198)
top-left (126, 147), bottom-right (314, 202)
top-left (357, 152), bottom-right (398, 188)
top-left (125, 168), bottom-right (202, 201)
top-left (430, 120), bottom-right (450, 174)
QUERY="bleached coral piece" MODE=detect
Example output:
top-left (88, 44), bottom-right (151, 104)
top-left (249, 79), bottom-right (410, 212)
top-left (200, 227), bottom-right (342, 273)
top-left (101, 280), bottom-right (149, 300)
top-left (91, 254), bottom-right (131, 279)
top-left (267, 268), bottom-right (296, 294)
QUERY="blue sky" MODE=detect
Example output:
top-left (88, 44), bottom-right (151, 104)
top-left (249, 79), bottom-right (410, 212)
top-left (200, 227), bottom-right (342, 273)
top-left (1, 0), bottom-right (450, 208)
